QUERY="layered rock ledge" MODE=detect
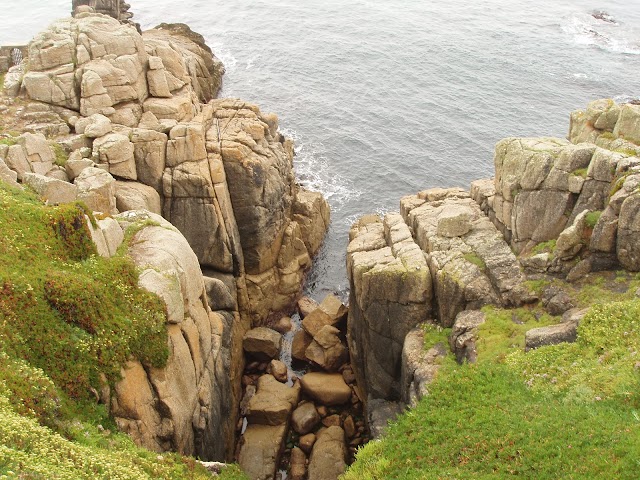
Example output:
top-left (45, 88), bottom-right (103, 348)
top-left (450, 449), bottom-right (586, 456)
top-left (347, 98), bottom-right (640, 436)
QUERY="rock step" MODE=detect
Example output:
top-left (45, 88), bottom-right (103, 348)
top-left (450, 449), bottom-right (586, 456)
top-left (400, 187), bottom-right (536, 328)
top-left (347, 213), bottom-right (432, 400)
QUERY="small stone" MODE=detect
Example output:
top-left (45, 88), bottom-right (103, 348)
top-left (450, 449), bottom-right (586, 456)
top-left (291, 402), bottom-right (320, 435)
top-left (341, 367), bottom-right (356, 385)
top-left (267, 360), bottom-right (288, 383)
top-left (273, 316), bottom-right (293, 334)
top-left (316, 406), bottom-right (328, 418)
top-left (298, 433), bottom-right (316, 454)
top-left (343, 415), bottom-right (356, 438)
top-left (322, 414), bottom-right (341, 428)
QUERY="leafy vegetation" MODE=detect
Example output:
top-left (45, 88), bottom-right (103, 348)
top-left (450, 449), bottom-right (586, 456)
top-left (571, 167), bottom-right (588, 178)
top-left (344, 277), bottom-right (640, 479)
top-left (463, 252), bottom-right (486, 271)
top-left (0, 180), bottom-right (251, 479)
top-left (584, 210), bottom-right (601, 228)
top-left (530, 239), bottom-right (556, 256)
top-left (52, 142), bottom-right (69, 166)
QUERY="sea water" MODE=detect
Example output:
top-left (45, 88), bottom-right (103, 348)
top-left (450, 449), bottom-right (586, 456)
top-left (4, 0), bottom-right (640, 299)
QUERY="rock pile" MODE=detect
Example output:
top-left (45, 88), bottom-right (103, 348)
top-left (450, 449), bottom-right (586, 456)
top-left (237, 295), bottom-right (369, 480)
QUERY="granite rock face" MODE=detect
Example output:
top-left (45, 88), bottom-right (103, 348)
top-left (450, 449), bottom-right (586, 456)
top-left (109, 211), bottom-right (237, 461)
top-left (3, 12), bottom-right (330, 466)
top-left (347, 213), bottom-right (432, 400)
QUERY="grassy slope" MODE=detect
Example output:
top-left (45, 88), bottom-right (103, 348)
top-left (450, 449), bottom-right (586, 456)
top-left (0, 180), bottom-right (246, 479)
top-left (344, 277), bottom-right (640, 479)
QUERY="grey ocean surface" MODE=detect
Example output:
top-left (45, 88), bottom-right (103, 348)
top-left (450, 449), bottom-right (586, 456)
top-left (5, 0), bottom-right (640, 299)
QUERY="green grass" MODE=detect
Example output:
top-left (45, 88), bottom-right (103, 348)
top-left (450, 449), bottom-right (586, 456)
top-left (0, 386), bottom-right (216, 480)
top-left (0, 137), bottom-right (17, 147)
top-left (344, 282), bottom-right (640, 479)
top-left (531, 239), bottom-right (556, 256)
top-left (51, 142), bottom-right (69, 167)
top-left (585, 211), bottom-right (601, 228)
top-left (463, 252), bottom-right (486, 271)
top-left (571, 167), bottom-right (588, 178)
top-left (0, 182), bottom-right (168, 401)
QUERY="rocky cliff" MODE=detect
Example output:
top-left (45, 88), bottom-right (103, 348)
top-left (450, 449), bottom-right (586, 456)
top-left (347, 98), bottom-right (640, 430)
top-left (0, 11), bottom-right (328, 462)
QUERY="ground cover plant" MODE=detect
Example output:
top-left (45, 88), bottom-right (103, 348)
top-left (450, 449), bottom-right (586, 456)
top-left (344, 278), bottom-right (640, 479)
top-left (0, 180), bottom-right (247, 479)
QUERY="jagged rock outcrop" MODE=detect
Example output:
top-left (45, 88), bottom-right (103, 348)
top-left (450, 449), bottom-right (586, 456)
top-left (473, 99), bottom-right (640, 273)
top-left (1, 10), bottom-right (330, 467)
top-left (105, 211), bottom-right (237, 460)
top-left (347, 213), bottom-right (432, 400)
top-left (347, 98), bottom-right (640, 438)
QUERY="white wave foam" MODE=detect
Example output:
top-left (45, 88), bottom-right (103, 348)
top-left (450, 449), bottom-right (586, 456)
top-left (281, 127), bottom-right (362, 211)
top-left (210, 42), bottom-right (238, 73)
top-left (561, 12), bottom-right (640, 55)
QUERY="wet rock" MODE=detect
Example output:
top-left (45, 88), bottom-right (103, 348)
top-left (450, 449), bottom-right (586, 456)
top-left (300, 373), bottom-right (351, 406)
top-left (291, 402), bottom-right (320, 435)
top-left (308, 426), bottom-right (346, 480)
top-left (267, 360), bottom-right (288, 383)
top-left (243, 327), bottom-right (282, 360)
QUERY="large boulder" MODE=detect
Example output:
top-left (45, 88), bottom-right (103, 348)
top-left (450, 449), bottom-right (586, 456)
top-left (237, 424), bottom-right (287, 480)
top-left (243, 327), bottom-right (282, 360)
top-left (110, 211), bottom-right (240, 461)
top-left (308, 426), bottom-right (346, 480)
top-left (245, 375), bottom-right (300, 426)
top-left (22, 173), bottom-right (77, 204)
top-left (300, 373), bottom-right (351, 406)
